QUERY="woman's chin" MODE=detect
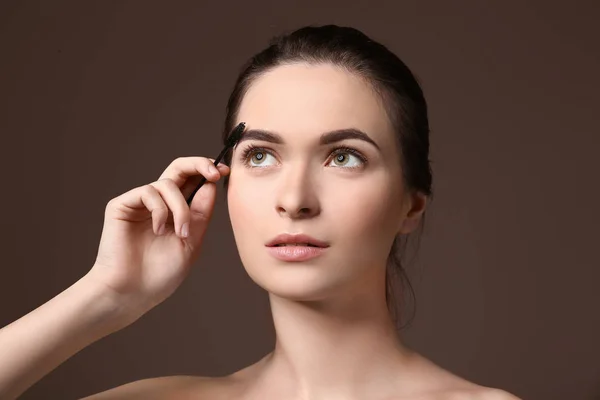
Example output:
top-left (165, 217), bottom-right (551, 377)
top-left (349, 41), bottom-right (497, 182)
top-left (247, 268), bottom-right (338, 302)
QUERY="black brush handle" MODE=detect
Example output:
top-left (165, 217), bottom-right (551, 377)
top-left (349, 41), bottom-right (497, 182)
top-left (186, 122), bottom-right (246, 206)
top-left (186, 148), bottom-right (227, 206)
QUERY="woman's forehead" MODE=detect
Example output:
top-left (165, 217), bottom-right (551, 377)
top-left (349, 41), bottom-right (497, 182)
top-left (237, 63), bottom-right (393, 144)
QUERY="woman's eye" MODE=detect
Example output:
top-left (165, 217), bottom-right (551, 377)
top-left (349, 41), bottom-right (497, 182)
top-left (327, 151), bottom-right (364, 168)
top-left (246, 149), bottom-right (277, 167)
top-left (241, 146), bottom-right (366, 169)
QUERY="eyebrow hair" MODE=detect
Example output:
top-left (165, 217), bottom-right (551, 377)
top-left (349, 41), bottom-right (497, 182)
top-left (235, 128), bottom-right (381, 150)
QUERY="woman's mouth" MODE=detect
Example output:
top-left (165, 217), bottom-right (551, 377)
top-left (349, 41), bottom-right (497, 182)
top-left (266, 244), bottom-right (328, 261)
top-left (265, 233), bottom-right (329, 261)
top-left (273, 243), bottom-right (319, 247)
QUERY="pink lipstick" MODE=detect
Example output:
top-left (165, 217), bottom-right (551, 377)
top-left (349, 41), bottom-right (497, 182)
top-left (265, 233), bottom-right (329, 262)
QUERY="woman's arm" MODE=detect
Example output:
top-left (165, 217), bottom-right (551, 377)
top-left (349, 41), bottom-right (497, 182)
top-left (0, 156), bottom-right (227, 399)
top-left (0, 275), bottom-right (128, 400)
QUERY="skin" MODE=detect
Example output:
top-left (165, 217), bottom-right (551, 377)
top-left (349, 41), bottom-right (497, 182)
top-left (0, 56), bottom-right (524, 399)
top-left (82, 63), bottom-right (520, 400)
top-left (216, 63), bottom-right (516, 399)
top-left (224, 63), bottom-right (426, 399)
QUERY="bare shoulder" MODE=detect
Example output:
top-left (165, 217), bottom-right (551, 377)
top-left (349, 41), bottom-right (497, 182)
top-left (466, 387), bottom-right (522, 400)
top-left (405, 353), bottom-right (521, 400)
top-left (79, 375), bottom-right (231, 400)
top-left (434, 386), bottom-right (522, 400)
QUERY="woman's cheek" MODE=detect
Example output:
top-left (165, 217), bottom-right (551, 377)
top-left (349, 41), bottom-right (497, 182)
top-left (228, 177), bottom-right (271, 234)
top-left (334, 181), bottom-right (395, 232)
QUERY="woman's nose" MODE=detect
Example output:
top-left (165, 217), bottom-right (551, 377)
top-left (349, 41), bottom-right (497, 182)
top-left (274, 166), bottom-right (321, 219)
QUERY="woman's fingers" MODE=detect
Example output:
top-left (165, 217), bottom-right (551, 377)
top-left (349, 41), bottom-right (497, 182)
top-left (106, 185), bottom-right (169, 236)
top-left (152, 157), bottom-right (230, 239)
top-left (210, 158), bottom-right (230, 174)
top-left (148, 178), bottom-right (190, 237)
top-left (158, 157), bottom-right (230, 206)
top-left (107, 157), bottom-right (230, 241)
top-left (158, 157), bottom-right (229, 186)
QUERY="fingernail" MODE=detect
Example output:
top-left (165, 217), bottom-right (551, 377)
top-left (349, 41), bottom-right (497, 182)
top-left (181, 223), bottom-right (189, 238)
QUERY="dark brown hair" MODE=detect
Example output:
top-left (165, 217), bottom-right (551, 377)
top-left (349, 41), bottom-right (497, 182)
top-left (220, 25), bottom-right (433, 330)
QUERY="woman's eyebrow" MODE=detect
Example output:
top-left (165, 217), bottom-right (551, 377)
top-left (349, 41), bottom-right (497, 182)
top-left (235, 128), bottom-right (381, 150)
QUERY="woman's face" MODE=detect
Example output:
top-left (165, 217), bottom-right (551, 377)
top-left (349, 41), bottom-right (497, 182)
top-left (227, 63), bottom-right (420, 301)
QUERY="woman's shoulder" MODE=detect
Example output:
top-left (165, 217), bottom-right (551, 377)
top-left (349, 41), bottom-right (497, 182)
top-left (79, 374), bottom-right (236, 400)
top-left (441, 387), bottom-right (522, 400)
top-left (79, 375), bottom-right (521, 400)
top-left (426, 372), bottom-right (521, 400)
top-left (404, 377), bottom-right (520, 400)
top-left (403, 354), bottom-right (521, 400)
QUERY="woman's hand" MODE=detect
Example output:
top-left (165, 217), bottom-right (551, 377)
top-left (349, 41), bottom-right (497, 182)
top-left (87, 156), bottom-right (230, 325)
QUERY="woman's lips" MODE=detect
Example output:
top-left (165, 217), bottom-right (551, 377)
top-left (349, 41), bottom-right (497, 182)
top-left (265, 245), bottom-right (328, 262)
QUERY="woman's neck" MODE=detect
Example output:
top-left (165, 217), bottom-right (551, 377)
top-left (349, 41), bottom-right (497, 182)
top-left (254, 275), bottom-right (418, 400)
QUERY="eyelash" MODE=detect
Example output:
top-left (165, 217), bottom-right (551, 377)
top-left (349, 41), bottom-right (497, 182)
top-left (239, 144), bottom-right (368, 169)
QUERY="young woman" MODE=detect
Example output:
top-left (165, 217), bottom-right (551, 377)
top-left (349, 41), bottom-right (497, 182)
top-left (0, 25), bottom-right (520, 400)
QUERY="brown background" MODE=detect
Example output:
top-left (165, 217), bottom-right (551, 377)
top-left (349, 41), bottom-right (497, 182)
top-left (1, 1), bottom-right (598, 399)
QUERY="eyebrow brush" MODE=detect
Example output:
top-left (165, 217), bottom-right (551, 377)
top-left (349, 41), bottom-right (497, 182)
top-left (186, 122), bottom-right (246, 206)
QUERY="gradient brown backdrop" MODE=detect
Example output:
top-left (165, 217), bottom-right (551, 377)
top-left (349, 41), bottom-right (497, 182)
top-left (1, 1), bottom-right (598, 399)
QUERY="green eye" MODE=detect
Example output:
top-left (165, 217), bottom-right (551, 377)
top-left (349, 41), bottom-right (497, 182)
top-left (239, 145), bottom-right (367, 169)
top-left (251, 151), bottom-right (265, 164)
top-left (333, 153), bottom-right (349, 165)
top-left (241, 146), bottom-right (276, 167)
top-left (328, 148), bottom-right (366, 168)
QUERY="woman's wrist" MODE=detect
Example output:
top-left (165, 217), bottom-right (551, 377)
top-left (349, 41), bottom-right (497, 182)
top-left (75, 271), bottom-right (146, 336)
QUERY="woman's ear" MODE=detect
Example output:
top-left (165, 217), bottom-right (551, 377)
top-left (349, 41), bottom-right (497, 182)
top-left (397, 192), bottom-right (428, 235)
